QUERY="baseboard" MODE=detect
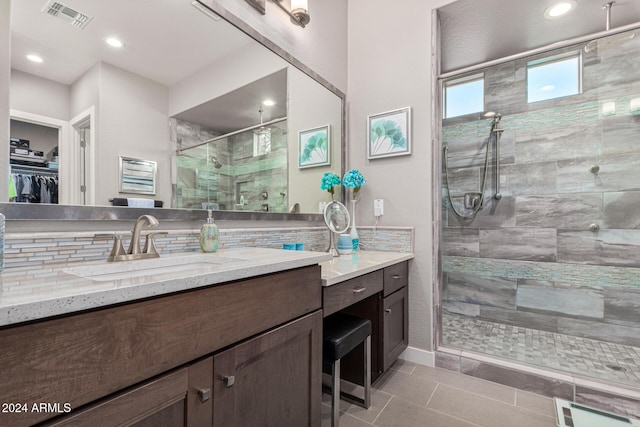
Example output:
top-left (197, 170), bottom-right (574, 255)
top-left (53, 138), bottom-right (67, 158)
top-left (399, 346), bottom-right (435, 367)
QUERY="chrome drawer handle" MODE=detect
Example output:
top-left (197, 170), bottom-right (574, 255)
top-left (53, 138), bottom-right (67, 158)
top-left (392, 274), bottom-right (403, 280)
top-left (352, 287), bottom-right (366, 294)
top-left (385, 309), bottom-right (392, 314)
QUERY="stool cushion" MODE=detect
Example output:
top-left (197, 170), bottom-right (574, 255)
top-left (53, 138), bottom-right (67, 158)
top-left (323, 312), bottom-right (372, 361)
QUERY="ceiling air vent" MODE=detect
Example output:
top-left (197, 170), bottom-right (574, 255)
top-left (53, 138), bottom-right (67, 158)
top-left (41, 0), bottom-right (93, 29)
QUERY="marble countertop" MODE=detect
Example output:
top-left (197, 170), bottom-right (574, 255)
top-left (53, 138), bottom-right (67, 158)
top-left (321, 250), bottom-right (414, 286)
top-left (0, 247), bottom-right (332, 327)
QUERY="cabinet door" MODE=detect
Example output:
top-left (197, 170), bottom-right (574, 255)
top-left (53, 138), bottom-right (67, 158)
top-left (383, 286), bottom-right (408, 372)
top-left (44, 358), bottom-right (213, 427)
top-left (213, 311), bottom-right (322, 427)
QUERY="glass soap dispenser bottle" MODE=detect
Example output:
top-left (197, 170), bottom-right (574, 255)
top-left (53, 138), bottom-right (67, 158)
top-left (200, 209), bottom-right (219, 253)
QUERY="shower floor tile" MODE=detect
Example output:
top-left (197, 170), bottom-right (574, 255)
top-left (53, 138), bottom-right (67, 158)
top-left (442, 313), bottom-right (640, 388)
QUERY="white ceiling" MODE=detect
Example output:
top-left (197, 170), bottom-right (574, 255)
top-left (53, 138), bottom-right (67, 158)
top-left (11, 0), bottom-right (254, 86)
top-left (10, 0), bottom-right (287, 133)
top-left (438, 0), bottom-right (640, 73)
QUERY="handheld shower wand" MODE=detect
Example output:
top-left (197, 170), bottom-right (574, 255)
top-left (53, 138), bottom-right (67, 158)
top-left (486, 113), bottom-right (503, 200)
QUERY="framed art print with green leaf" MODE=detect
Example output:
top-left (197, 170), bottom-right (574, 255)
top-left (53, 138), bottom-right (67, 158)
top-left (299, 125), bottom-right (331, 169)
top-left (367, 107), bottom-right (411, 159)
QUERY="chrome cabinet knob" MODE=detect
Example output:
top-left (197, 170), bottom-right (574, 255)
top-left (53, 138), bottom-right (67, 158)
top-left (197, 388), bottom-right (210, 402)
top-left (221, 375), bottom-right (235, 388)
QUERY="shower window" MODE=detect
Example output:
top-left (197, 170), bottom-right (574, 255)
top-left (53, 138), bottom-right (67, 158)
top-left (443, 73), bottom-right (484, 119)
top-left (527, 51), bottom-right (582, 103)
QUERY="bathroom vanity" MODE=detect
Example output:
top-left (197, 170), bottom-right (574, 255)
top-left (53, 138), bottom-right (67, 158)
top-left (0, 248), bottom-right (330, 426)
top-left (0, 248), bottom-right (412, 426)
top-left (321, 251), bottom-right (413, 382)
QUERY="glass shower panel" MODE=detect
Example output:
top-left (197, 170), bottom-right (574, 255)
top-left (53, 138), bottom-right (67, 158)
top-left (176, 120), bottom-right (288, 212)
top-left (439, 28), bottom-right (640, 388)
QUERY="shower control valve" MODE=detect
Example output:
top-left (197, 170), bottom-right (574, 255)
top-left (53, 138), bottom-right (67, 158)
top-left (589, 223), bottom-right (600, 233)
top-left (589, 164), bottom-right (600, 174)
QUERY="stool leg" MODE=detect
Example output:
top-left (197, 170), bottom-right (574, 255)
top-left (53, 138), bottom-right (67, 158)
top-left (364, 335), bottom-right (371, 409)
top-left (332, 359), bottom-right (341, 427)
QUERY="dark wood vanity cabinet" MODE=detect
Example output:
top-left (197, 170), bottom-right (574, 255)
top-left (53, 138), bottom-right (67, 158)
top-left (46, 357), bottom-right (213, 427)
top-left (382, 261), bottom-right (409, 372)
top-left (0, 265), bottom-right (322, 427)
top-left (213, 311), bottom-right (321, 427)
top-left (322, 260), bottom-right (409, 383)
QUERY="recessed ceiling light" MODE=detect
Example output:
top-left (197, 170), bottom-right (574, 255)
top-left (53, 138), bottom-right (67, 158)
top-left (105, 37), bottom-right (124, 48)
top-left (26, 54), bottom-right (44, 63)
top-left (545, 1), bottom-right (576, 19)
top-left (262, 99), bottom-right (275, 106)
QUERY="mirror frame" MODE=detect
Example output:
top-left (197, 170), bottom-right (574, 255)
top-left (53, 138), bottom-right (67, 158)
top-left (2, 0), bottom-right (345, 222)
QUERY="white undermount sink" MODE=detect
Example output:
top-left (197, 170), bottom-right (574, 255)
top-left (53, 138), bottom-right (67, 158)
top-left (64, 254), bottom-right (248, 282)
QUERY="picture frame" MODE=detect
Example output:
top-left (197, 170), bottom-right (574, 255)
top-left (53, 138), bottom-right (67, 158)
top-left (119, 156), bottom-right (157, 195)
top-left (298, 124), bottom-right (331, 169)
top-left (367, 106), bottom-right (412, 159)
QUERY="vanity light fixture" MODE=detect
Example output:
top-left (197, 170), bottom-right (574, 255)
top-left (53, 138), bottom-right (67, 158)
top-left (105, 37), bottom-right (124, 48)
top-left (245, 0), bottom-right (310, 28)
top-left (262, 99), bottom-right (276, 106)
top-left (544, 1), bottom-right (576, 19)
top-left (26, 54), bottom-right (44, 63)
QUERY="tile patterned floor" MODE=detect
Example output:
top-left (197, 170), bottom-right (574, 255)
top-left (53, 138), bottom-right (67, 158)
top-left (442, 313), bottom-right (640, 387)
top-left (321, 360), bottom-right (558, 426)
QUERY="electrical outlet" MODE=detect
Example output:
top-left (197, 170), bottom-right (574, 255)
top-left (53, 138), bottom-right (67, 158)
top-left (374, 199), bottom-right (384, 217)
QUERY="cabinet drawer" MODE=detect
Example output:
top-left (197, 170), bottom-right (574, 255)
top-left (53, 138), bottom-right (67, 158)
top-left (323, 270), bottom-right (383, 316)
top-left (383, 261), bottom-right (408, 297)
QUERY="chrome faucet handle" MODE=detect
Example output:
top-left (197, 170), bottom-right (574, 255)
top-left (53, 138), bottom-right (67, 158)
top-left (143, 231), bottom-right (168, 255)
top-left (95, 233), bottom-right (127, 261)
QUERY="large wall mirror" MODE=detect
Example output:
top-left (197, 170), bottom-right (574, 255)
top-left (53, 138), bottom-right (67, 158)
top-left (4, 0), bottom-right (344, 220)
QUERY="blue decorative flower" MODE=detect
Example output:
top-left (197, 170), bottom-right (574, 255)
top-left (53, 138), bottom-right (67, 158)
top-left (321, 172), bottom-right (341, 198)
top-left (342, 169), bottom-right (366, 197)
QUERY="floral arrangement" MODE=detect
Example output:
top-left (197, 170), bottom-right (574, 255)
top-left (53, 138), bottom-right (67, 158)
top-left (321, 172), bottom-right (341, 199)
top-left (342, 169), bottom-right (366, 199)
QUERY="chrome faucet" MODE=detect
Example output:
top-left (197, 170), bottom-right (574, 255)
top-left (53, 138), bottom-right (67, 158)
top-left (96, 215), bottom-right (166, 262)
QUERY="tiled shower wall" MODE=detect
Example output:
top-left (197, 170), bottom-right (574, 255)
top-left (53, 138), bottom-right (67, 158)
top-left (441, 30), bottom-right (640, 347)
top-left (175, 119), bottom-right (288, 212)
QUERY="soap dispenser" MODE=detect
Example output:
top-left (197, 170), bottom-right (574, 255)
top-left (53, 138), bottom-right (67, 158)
top-left (200, 210), bottom-right (219, 253)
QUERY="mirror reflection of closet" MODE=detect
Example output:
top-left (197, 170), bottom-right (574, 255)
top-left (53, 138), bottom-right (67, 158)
top-left (9, 110), bottom-right (91, 206)
top-left (9, 118), bottom-right (60, 204)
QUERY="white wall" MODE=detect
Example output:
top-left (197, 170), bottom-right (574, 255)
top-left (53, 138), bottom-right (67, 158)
top-left (10, 70), bottom-right (70, 121)
top-left (98, 63), bottom-right (171, 206)
top-left (169, 43), bottom-right (287, 117)
top-left (288, 66), bottom-right (343, 213)
top-left (70, 63), bottom-right (100, 121)
top-left (0, 0), bottom-right (10, 201)
top-left (205, 0), bottom-right (347, 93)
top-left (347, 0), bottom-right (455, 352)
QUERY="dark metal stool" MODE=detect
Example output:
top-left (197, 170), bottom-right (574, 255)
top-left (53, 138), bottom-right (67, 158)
top-left (323, 312), bottom-right (372, 427)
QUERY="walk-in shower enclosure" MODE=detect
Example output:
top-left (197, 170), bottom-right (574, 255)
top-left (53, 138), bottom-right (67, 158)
top-left (175, 118), bottom-right (288, 212)
top-left (438, 27), bottom-right (640, 391)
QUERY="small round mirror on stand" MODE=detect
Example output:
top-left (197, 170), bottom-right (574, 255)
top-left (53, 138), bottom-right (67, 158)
top-left (323, 201), bottom-right (351, 257)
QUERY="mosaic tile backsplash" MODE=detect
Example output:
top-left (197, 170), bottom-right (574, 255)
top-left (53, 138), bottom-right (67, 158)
top-left (2, 226), bottom-right (413, 269)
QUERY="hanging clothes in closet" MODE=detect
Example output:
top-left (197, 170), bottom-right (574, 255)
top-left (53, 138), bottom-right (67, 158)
top-left (11, 173), bottom-right (58, 204)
